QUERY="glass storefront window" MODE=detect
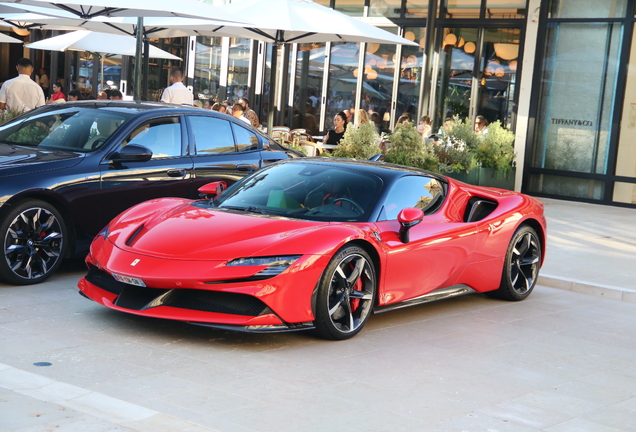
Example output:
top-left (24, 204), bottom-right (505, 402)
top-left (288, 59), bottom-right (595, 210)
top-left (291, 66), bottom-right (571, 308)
top-left (292, 43), bottom-right (325, 136)
top-left (613, 25), bottom-right (636, 204)
top-left (405, 0), bottom-right (429, 17)
top-left (435, 28), bottom-right (478, 124)
top-left (529, 174), bottom-right (605, 200)
top-left (369, 0), bottom-right (401, 18)
top-left (532, 23), bottom-right (621, 179)
top-left (398, 27), bottom-right (425, 121)
top-left (227, 37), bottom-right (250, 103)
top-left (326, 42), bottom-right (360, 131)
top-left (549, 0), bottom-right (627, 19)
top-left (335, 0), bottom-right (365, 16)
top-left (194, 36), bottom-right (222, 106)
top-left (476, 28), bottom-right (520, 129)
top-left (444, 0), bottom-right (481, 19)
top-left (486, 0), bottom-right (525, 18)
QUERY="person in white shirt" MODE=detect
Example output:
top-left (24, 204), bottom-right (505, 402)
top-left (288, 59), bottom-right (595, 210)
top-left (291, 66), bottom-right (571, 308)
top-left (0, 58), bottom-right (45, 112)
top-left (232, 103), bottom-right (252, 125)
top-left (160, 68), bottom-right (194, 105)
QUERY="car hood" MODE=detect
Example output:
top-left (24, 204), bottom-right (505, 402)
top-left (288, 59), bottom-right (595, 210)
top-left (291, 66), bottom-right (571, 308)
top-left (110, 202), bottom-right (329, 260)
top-left (0, 144), bottom-right (83, 175)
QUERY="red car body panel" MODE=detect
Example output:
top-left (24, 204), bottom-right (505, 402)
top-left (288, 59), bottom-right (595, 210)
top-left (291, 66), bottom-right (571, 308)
top-left (79, 162), bottom-right (547, 331)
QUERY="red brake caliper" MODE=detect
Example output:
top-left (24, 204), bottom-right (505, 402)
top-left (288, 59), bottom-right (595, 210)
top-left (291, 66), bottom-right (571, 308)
top-left (349, 262), bottom-right (363, 311)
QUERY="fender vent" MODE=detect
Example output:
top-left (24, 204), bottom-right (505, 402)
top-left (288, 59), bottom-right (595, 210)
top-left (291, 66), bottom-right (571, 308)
top-left (126, 224), bottom-right (145, 246)
top-left (464, 197), bottom-right (498, 222)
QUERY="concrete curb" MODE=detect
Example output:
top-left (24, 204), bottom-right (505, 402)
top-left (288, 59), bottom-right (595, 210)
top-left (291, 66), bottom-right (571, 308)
top-left (0, 364), bottom-right (219, 432)
top-left (539, 274), bottom-right (636, 304)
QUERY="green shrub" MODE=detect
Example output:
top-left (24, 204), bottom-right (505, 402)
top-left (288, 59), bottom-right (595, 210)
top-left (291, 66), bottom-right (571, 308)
top-left (0, 108), bottom-right (26, 125)
top-left (331, 122), bottom-right (381, 159)
top-left (384, 122), bottom-right (439, 171)
top-left (474, 120), bottom-right (515, 171)
top-left (433, 133), bottom-right (477, 173)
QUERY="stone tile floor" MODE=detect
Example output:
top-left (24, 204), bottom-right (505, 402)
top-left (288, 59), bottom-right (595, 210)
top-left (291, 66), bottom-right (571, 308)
top-left (1, 262), bottom-right (635, 431)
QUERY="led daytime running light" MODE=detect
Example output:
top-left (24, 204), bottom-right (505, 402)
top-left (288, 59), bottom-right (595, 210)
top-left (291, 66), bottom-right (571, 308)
top-left (227, 255), bottom-right (301, 267)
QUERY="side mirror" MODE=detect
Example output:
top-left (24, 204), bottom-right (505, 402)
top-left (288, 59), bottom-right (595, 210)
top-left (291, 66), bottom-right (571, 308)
top-left (397, 207), bottom-right (424, 243)
top-left (110, 144), bottom-right (152, 163)
top-left (198, 181), bottom-right (227, 199)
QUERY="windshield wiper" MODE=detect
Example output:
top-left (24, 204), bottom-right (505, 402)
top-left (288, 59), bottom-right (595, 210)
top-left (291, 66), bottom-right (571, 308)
top-left (220, 205), bottom-right (266, 214)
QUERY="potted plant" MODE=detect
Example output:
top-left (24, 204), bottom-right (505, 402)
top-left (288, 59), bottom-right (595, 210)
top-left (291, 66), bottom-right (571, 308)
top-left (436, 116), bottom-right (516, 190)
top-left (331, 122), bottom-right (382, 159)
top-left (383, 122), bottom-right (438, 171)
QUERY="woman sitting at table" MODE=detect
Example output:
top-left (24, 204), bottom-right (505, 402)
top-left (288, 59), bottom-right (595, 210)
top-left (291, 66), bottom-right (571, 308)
top-left (323, 111), bottom-right (347, 146)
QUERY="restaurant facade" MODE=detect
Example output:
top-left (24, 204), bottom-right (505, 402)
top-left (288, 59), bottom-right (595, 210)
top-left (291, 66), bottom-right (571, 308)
top-left (11, 0), bottom-right (636, 208)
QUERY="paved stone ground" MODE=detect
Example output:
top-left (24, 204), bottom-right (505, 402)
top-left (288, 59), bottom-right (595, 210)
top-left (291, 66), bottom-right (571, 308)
top-left (1, 259), bottom-right (636, 431)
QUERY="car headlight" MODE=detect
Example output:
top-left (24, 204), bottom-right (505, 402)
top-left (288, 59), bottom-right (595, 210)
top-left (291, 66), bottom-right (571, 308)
top-left (226, 255), bottom-right (301, 276)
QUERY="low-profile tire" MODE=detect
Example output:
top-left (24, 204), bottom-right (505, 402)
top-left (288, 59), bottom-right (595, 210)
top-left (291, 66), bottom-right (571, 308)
top-left (313, 246), bottom-right (376, 340)
top-left (0, 199), bottom-right (67, 285)
top-left (488, 225), bottom-right (541, 301)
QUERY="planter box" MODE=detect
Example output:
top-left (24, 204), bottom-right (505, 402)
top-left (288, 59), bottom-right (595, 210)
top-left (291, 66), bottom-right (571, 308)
top-left (444, 167), bottom-right (515, 190)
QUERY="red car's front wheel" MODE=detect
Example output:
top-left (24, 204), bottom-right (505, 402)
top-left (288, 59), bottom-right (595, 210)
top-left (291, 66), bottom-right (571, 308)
top-left (314, 246), bottom-right (376, 340)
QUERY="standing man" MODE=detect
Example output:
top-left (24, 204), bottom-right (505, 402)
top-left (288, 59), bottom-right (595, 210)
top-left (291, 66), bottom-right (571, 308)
top-left (160, 68), bottom-right (194, 106)
top-left (0, 58), bottom-right (45, 112)
top-left (239, 97), bottom-right (260, 128)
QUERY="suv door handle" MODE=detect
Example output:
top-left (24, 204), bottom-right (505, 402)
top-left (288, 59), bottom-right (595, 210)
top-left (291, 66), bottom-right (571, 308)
top-left (167, 169), bottom-right (187, 177)
top-left (237, 164), bottom-right (254, 172)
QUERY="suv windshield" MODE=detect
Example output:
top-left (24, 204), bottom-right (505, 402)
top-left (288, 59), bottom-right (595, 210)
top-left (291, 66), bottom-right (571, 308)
top-left (212, 162), bottom-right (383, 222)
top-left (0, 108), bottom-right (132, 152)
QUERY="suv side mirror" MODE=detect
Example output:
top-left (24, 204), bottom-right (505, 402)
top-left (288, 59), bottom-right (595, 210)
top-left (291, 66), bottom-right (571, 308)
top-left (110, 144), bottom-right (152, 163)
top-left (198, 181), bottom-right (227, 199)
top-left (397, 207), bottom-right (424, 243)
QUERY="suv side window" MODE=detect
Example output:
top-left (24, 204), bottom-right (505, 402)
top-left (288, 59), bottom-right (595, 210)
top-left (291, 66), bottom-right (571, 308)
top-left (124, 117), bottom-right (182, 159)
top-left (190, 116), bottom-right (237, 154)
top-left (231, 122), bottom-right (260, 152)
top-left (378, 175), bottom-right (445, 221)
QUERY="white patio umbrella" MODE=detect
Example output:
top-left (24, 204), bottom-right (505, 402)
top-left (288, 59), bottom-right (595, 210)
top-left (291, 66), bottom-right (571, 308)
top-left (0, 0), bottom-right (253, 99)
top-left (0, 31), bottom-right (24, 43)
top-left (211, 0), bottom-right (418, 133)
top-left (26, 30), bottom-right (181, 91)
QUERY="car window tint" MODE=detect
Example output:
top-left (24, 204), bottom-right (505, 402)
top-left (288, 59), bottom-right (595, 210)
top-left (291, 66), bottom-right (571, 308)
top-left (379, 176), bottom-right (445, 221)
top-left (125, 117), bottom-right (181, 159)
top-left (231, 123), bottom-right (259, 152)
top-left (0, 109), bottom-right (129, 151)
top-left (190, 116), bottom-right (236, 154)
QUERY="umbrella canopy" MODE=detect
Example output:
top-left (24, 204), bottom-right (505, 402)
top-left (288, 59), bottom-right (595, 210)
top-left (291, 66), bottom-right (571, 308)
top-left (25, 30), bottom-right (181, 60)
top-left (215, 0), bottom-right (418, 46)
top-left (0, 0), bottom-right (248, 22)
top-left (0, 31), bottom-right (23, 43)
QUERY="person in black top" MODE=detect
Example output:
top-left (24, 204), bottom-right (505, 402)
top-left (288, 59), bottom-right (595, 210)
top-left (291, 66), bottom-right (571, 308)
top-left (323, 111), bottom-right (347, 145)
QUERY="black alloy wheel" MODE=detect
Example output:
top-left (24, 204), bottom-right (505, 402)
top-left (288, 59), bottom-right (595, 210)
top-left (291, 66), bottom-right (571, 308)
top-left (314, 246), bottom-right (376, 340)
top-left (0, 200), bottom-right (67, 285)
top-left (489, 225), bottom-right (541, 301)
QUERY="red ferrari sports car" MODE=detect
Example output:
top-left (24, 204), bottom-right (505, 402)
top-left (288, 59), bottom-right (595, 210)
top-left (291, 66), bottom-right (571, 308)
top-left (79, 158), bottom-right (546, 340)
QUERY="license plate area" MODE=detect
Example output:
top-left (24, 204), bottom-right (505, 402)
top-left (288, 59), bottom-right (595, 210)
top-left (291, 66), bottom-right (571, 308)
top-left (112, 273), bottom-right (146, 287)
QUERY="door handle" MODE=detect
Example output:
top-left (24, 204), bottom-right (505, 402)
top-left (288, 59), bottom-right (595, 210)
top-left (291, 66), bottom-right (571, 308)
top-left (167, 169), bottom-right (186, 177)
top-left (237, 164), bottom-right (254, 172)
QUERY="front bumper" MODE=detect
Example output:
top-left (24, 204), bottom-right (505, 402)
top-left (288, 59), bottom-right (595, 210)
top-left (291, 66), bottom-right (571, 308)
top-left (78, 242), bottom-right (331, 328)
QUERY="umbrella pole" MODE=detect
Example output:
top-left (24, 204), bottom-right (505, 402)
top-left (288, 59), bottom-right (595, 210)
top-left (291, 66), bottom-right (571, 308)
top-left (134, 17), bottom-right (144, 101)
top-left (101, 55), bottom-right (104, 91)
top-left (267, 43), bottom-right (278, 137)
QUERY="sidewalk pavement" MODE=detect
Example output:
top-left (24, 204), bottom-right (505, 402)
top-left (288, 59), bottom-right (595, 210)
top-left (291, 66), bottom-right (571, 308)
top-left (538, 198), bottom-right (636, 302)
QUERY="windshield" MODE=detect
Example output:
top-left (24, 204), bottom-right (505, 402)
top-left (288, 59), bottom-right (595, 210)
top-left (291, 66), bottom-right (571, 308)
top-left (212, 162), bottom-right (383, 222)
top-left (0, 108), bottom-right (132, 152)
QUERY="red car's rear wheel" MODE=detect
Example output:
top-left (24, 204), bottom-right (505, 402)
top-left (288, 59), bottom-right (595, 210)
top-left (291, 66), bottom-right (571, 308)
top-left (314, 246), bottom-right (376, 340)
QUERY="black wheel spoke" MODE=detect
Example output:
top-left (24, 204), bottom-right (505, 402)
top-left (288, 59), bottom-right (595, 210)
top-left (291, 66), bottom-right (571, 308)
top-left (324, 252), bottom-right (375, 336)
top-left (3, 206), bottom-right (64, 281)
top-left (508, 229), bottom-right (540, 296)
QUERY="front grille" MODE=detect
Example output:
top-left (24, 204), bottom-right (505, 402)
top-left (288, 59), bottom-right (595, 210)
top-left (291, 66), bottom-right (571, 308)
top-left (85, 265), bottom-right (272, 316)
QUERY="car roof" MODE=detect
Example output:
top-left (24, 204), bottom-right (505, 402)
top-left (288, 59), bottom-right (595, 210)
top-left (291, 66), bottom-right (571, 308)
top-left (33, 100), bottom-right (203, 114)
top-left (273, 157), bottom-right (449, 183)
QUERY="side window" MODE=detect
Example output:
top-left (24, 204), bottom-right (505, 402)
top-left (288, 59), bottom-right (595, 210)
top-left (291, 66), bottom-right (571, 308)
top-left (124, 117), bottom-right (182, 159)
top-left (231, 122), bottom-right (259, 152)
top-left (379, 176), bottom-right (445, 221)
top-left (190, 116), bottom-right (236, 154)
